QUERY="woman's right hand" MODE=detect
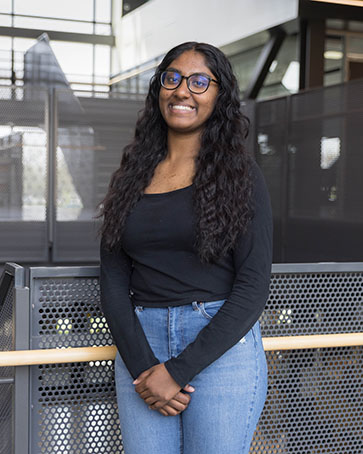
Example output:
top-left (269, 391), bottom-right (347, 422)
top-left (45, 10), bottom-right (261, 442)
top-left (157, 384), bottom-right (195, 416)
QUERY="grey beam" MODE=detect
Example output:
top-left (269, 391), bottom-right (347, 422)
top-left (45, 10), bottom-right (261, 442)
top-left (0, 26), bottom-right (115, 46)
top-left (243, 27), bottom-right (286, 100)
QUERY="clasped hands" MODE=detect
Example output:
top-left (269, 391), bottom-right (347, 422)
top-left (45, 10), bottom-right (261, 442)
top-left (133, 363), bottom-right (195, 416)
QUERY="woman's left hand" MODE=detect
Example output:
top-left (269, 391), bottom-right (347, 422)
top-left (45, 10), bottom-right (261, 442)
top-left (133, 363), bottom-right (189, 410)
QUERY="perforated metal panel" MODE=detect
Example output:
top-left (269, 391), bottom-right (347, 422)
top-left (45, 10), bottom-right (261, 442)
top-left (252, 264), bottom-right (363, 454)
top-left (29, 268), bottom-right (123, 454)
top-left (34, 362), bottom-right (122, 454)
top-left (261, 270), bottom-right (363, 336)
top-left (31, 277), bottom-right (113, 349)
top-left (252, 347), bottom-right (362, 453)
top-left (26, 264), bottom-right (363, 454)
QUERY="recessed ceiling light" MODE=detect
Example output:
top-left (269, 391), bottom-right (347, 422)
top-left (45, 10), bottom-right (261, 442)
top-left (324, 50), bottom-right (344, 59)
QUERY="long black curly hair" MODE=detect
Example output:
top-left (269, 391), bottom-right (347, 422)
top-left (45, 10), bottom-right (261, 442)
top-left (98, 41), bottom-right (253, 264)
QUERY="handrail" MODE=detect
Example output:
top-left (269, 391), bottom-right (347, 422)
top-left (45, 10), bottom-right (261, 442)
top-left (0, 333), bottom-right (362, 367)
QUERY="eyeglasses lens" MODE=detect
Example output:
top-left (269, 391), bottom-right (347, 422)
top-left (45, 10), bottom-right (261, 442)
top-left (188, 74), bottom-right (209, 93)
top-left (161, 71), bottom-right (181, 89)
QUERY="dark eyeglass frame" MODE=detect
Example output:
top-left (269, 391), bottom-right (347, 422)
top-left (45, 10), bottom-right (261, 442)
top-left (160, 70), bottom-right (219, 94)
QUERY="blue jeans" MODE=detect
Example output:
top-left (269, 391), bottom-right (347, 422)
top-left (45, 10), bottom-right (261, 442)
top-left (114, 299), bottom-right (268, 454)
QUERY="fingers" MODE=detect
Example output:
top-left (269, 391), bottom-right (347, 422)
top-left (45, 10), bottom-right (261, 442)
top-left (138, 388), bottom-right (192, 413)
top-left (165, 397), bottom-right (188, 412)
top-left (183, 384), bottom-right (195, 393)
top-left (158, 407), bottom-right (169, 416)
top-left (133, 368), bottom-right (152, 385)
top-left (150, 394), bottom-right (190, 413)
top-left (172, 391), bottom-right (191, 406)
top-left (148, 399), bottom-right (167, 410)
top-left (157, 404), bottom-right (181, 416)
top-left (156, 399), bottom-right (188, 416)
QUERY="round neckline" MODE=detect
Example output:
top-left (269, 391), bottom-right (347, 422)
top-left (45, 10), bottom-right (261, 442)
top-left (142, 183), bottom-right (194, 197)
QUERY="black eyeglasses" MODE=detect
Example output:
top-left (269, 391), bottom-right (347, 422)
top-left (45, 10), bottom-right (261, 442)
top-left (160, 70), bottom-right (219, 94)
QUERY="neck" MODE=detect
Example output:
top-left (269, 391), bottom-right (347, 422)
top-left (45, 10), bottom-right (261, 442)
top-left (165, 130), bottom-right (201, 164)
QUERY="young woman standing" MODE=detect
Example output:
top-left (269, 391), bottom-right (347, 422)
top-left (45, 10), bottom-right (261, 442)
top-left (99, 41), bottom-right (272, 454)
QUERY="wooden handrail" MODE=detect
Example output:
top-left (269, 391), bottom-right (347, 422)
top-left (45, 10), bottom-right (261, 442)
top-left (0, 333), bottom-right (362, 367)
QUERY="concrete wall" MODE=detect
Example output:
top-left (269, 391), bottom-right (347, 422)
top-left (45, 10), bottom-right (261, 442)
top-left (112, 0), bottom-right (299, 73)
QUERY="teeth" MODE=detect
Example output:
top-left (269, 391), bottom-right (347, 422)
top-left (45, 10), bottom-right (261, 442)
top-left (171, 105), bottom-right (194, 111)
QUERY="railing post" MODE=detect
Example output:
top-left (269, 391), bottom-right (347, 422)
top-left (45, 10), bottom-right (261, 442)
top-left (46, 87), bottom-right (58, 262)
top-left (13, 280), bottom-right (30, 454)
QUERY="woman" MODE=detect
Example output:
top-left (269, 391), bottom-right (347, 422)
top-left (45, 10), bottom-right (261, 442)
top-left (99, 41), bottom-right (272, 454)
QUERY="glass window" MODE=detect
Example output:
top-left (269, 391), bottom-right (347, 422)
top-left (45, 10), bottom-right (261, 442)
top-left (348, 21), bottom-right (363, 33)
top-left (96, 0), bottom-right (111, 22)
top-left (14, 0), bottom-right (94, 21)
top-left (51, 41), bottom-right (93, 76)
top-left (95, 23), bottom-right (112, 35)
top-left (230, 47), bottom-right (263, 95)
top-left (348, 36), bottom-right (363, 55)
top-left (0, 0), bottom-right (11, 13)
top-left (69, 83), bottom-right (94, 92)
top-left (13, 37), bottom-right (37, 53)
top-left (94, 45), bottom-right (111, 76)
top-left (0, 50), bottom-right (12, 70)
top-left (93, 84), bottom-right (109, 92)
top-left (14, 16), bottom-right (94, 34)
top-left (0, 14), bottom-right (12, 26)
top-left (0, 36), bottom-right (12, 52)
top-left (324, 36), bottom-right (344, 86)
top-left (259, 35), bottom-right (298, 99)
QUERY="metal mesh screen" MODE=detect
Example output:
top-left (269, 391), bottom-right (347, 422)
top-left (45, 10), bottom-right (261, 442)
top-left (256, 78), bottom-right (363, 263)
top-left (53, 90), bottom-right (143, 262)
top-left (0, 271), bottom-right (14, 454)
top-left (27, 264), bottom-right (363, 453)
top-left (0, 85), bottom-right (48, 262)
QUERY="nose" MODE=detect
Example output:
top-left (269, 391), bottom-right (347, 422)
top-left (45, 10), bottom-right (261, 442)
top-left (174, 77), bottom-right (190, 97)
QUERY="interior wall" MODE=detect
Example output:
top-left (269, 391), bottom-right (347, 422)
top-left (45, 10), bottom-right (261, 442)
top-left (112, 0), bottom-right (299, 74)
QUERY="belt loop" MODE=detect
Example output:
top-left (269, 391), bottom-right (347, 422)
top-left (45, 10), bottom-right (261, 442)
top-left (192, 301), bottom-right (199, 311)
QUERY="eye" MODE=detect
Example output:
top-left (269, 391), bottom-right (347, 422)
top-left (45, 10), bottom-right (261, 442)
top-left (164, 71), bottom-right (180, 85)
top-left (189, 75), bottom-right (209, 89)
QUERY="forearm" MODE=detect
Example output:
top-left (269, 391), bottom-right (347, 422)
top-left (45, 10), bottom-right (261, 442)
top-left (165, 162), bottom-right (273, 387)
top-left (100, 241), bottom-right (160, 379)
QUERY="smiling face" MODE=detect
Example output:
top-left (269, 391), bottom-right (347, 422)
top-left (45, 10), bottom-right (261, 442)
top-left (158, 50), bottom-right (219, 135)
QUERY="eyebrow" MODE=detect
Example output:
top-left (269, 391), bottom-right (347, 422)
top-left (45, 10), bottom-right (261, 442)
top-left (165, 67), bottom-right (212, 78)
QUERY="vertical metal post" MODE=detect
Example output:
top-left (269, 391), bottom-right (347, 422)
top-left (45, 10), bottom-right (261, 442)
top-left (13, 266), bottom-right (30, 454)
top-left (304, 19), bottom-right (326, 88)
top-left (46, 88), bottom-right (58, 263)
top-left (281, 95), bottom-right (292, 263)
top-left (299, 19), bottom-right (307, 90)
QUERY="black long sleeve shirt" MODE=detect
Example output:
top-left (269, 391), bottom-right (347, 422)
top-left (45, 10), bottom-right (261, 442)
top-left (100, 161), bottom-right (273, 388)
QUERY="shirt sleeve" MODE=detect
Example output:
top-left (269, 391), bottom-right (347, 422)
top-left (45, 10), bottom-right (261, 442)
top-left (100, 239), bottom-right (160, 379)
top-left (164, 162), bottom-right (273, 387)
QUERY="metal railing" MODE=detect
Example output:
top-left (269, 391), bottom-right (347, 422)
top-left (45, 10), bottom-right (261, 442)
top-left (0, 262), bottom-right (362, 453)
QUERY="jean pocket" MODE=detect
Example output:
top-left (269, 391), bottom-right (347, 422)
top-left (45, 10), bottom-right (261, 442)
top-left (198, 299), bottom-right (226, 320)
